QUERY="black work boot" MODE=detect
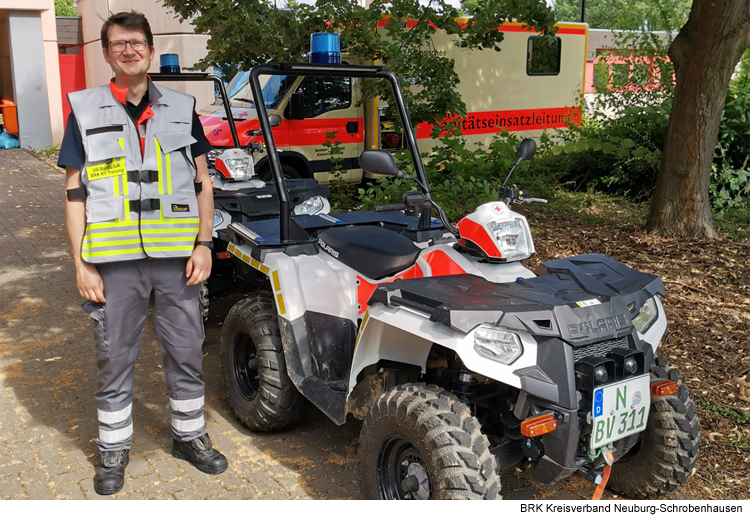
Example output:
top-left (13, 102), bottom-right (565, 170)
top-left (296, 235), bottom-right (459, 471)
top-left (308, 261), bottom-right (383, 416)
top-left (172, 433), bottom-right (228, 475)
top-left (93, 449), bottom-right (129, 496)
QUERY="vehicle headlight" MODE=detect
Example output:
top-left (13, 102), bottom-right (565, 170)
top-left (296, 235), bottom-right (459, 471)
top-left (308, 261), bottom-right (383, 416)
top-left (632, 297), bottom-right (658, 333)
top-left (213, 210), bottom-right (224, 228)
top-left (224, 156), bottom-right (252, 180)
top-left (487, 219), bottom-right (530, 262)
top-left (474, 325), bottom-right (524, 364)
top-left (293, 196), bottom-right (331, 216)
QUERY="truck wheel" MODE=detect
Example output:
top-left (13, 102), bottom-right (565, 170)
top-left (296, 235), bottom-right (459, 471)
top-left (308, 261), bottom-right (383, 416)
top-left (219, 293), bottom-right (309, 432)
top-left (199, 283), bottom-right (209, 322)
top-left (359, 384), bottom-right (500, 500)
top-left (609, 357), bottom-right (700, 499)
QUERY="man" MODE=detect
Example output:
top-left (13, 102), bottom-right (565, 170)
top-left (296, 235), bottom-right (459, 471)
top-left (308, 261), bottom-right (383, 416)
top-left (60, 11), bottom-right (227, 496)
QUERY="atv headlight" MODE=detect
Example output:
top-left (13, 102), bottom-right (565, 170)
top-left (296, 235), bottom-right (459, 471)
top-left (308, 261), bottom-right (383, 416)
top-left (474, 325), bottom-right (523, 364)
top-left (293, 196), bottom-right (331, 216)
top-left (224, 156), bottom-right (252, 180)
top-left (632, 297), bottom-right (658, 333)
top-left (487, 219), bottom-right (531, 262)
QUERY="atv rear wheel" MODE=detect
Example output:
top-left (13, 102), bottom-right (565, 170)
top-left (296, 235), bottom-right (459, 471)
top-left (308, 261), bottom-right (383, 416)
top-left (359, 384), bottom-right (500, 500)
top-left (609, 356), bottom-right (700, 499)
top-left (219, 293), bottom-right (309, 432)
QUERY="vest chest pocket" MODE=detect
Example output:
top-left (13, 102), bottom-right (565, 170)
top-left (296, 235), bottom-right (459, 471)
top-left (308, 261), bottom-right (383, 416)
top-left (155, 131), bottom-right (197, 172)
top-left (85, 133), bottom-right (127, 191)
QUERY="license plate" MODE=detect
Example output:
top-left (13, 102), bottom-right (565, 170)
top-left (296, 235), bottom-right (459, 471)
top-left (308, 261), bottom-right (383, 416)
top-left (590, 374), bottom-right (651, 449)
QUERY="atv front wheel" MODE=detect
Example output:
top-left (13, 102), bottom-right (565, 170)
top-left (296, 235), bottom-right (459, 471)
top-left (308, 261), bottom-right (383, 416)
top-left (609, 357), bottom-right (700, 499)
top-left (219, 293), bottom-right (309, 432)
top-left (199, 283), bottom-right (209, 322)
top-left (359, 384), bottom-right (500, 500)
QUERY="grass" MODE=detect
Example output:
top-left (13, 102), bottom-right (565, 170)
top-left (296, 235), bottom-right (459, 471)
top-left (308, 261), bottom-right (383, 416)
top-left (542, 189), bottom-right (648, 226)
top-left (700, 400), bottom-right (750, 425)
top-left (715, 204), bottom-right (750, 239)
top-left (31, 145), bottom-right (58, 157)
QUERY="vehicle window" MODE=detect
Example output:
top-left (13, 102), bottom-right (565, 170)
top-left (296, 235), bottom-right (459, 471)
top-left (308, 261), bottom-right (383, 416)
top-left (527, 36), bottom-right (561, 76)
top-left (225, 73), bottom-right (294, 109)
top-left (299, 76), bottom-right (352, 118)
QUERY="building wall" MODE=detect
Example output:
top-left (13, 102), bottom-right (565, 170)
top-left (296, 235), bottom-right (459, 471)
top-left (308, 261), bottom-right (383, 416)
top-left (77, 0), bottom-right (213, 109)
top-left (0, 0), bottom-right (63, 145)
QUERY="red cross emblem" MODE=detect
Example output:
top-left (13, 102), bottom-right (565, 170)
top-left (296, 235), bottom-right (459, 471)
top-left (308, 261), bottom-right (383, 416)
top-left (493, 205), bottom-right (503, 214)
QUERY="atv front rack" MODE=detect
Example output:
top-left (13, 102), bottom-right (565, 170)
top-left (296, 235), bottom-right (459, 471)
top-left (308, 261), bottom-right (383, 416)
top-left (371, 254), bottom-right (664, 343)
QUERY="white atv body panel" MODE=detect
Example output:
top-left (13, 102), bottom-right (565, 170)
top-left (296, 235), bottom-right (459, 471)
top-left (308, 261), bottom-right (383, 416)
top-left (348, 303), bottom-right (539, 398)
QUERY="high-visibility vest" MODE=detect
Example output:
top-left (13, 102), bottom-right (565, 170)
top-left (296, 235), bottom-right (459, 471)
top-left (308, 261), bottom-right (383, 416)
top-left (68, 82), bottom-right (200, 263)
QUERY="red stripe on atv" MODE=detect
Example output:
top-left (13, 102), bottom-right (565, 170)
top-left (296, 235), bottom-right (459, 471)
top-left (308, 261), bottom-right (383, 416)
top-left (356, 265), bottom-right (424, 316)
top-left (457, 217), bottom-right (502, 258)
top-left (356, 248), bottom-right (471, 316)
top-left (421, 250), bottom-right (467, 275)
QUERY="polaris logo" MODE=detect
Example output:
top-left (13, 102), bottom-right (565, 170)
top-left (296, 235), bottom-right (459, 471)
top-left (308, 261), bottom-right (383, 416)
top-left (318, 239), bottom-right (339, 258)
top-left (567, 314), bottom-right (629, 336)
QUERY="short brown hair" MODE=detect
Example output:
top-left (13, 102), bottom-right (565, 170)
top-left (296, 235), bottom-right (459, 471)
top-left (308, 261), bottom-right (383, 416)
top-left (101, 11), bottom-right (153, 49)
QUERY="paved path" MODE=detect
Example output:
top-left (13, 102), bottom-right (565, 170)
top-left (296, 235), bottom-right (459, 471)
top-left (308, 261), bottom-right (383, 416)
top-left (0, 149), bottom-right (633, 500)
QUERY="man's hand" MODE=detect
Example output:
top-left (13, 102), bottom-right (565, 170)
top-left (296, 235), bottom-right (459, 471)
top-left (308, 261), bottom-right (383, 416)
top-left (76, 261), bottom-right (106, 302)
top-left (186, 245), bottom-right (212, 286)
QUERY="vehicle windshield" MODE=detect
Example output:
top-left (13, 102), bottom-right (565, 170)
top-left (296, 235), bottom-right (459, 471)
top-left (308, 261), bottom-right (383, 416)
top-left (222, 72), bottom-right (294, 109)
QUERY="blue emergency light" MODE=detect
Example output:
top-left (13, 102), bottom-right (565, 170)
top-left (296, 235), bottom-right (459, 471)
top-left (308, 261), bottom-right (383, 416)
top-left (310, 33), bottom-right (340, 64)
top-left (160, 54), bottom-right (181, 74)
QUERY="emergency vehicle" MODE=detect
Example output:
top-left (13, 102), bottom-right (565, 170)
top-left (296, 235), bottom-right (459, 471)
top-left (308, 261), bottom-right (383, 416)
top-left (199, 20), bottom-right (588, 184)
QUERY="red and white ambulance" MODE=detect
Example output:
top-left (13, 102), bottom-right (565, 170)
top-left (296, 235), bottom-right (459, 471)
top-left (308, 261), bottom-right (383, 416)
top-left (199, 20), bottom-right (588, 184)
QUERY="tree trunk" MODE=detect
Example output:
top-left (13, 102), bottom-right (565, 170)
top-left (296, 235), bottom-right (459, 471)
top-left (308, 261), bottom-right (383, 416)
top-left (646, 0), bottom-right (750, 238)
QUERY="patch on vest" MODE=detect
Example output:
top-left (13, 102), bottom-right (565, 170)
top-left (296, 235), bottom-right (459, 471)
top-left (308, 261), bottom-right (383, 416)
top-left (171, 204), bottom-right (190, 213)
top-left (87, 158), bottom-right (126, 181)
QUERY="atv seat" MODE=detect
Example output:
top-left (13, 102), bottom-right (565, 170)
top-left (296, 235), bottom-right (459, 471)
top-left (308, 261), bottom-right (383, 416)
top-left (317, 225), bottom-right (420, 280)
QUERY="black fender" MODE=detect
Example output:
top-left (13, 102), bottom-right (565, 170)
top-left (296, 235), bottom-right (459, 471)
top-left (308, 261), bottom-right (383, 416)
top-left (255, 151), bottom-right (315, 179)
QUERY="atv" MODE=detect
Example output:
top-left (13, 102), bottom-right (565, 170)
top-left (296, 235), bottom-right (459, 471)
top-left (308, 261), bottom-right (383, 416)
top-left (220, 63), bottom-right (700, 500)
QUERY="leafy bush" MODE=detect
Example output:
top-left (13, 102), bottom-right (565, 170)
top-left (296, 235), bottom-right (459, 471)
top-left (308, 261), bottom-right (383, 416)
top-left (711, 91), bottom-right (750, 210)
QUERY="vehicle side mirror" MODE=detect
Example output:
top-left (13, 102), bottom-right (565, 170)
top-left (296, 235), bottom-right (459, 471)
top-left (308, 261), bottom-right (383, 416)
top-left (269, 114), bottom-right (282, 128)
top-left (286, 92), bottom-right (304, 120)
top-left (515, 138), bottom-right (537, 164)
top-left (359, 150), bottom-right (400, 177)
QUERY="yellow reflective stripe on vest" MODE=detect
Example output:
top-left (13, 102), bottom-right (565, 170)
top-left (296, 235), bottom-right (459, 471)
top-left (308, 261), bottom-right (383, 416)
top-left (86, 230), bottom-right (140, 239)
top-left (156, 137), bottom-right (164, 195)
top-left (142, 236), bottom-right (198, 243)
top-left (82, 239), bottom-right (142, 248)
top-left (141, 227), bottom-right (200, 233)
top-left (141, 218), bottom-right (200, 225)
top-left (166, 151), bottom-right (173, 194)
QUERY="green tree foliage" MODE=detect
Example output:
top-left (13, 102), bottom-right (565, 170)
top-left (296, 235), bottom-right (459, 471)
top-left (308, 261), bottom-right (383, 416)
top-left (55, 0), bottom-right (77, 17)
top-left (554, 0), bottom-right (690, 31)
top-left (162, 0), bottom-right (557, 128)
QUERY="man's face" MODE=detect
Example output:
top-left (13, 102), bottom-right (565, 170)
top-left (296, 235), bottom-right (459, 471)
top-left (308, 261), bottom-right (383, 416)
top-left (102, 25), bottom-right (154, 79)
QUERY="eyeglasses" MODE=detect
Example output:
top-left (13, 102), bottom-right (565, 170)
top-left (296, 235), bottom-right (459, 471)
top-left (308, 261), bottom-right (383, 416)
top-left (109, 39), bottom-right (149, 53)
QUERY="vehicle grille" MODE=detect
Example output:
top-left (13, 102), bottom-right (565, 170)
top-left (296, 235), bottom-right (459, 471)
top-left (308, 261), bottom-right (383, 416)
top-left (572, 337), bottom-right (629, 362)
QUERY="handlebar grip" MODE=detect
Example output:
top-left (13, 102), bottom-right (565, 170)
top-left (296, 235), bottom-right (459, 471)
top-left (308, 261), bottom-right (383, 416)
top-left (525, 198), bottom-right (548, 204)
top-left (375, 203), bottom-right (407, 212)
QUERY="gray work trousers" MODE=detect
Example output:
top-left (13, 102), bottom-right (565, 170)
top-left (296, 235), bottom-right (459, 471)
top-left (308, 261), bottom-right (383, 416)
top-left (83, 258), bottom-right (206, 452)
